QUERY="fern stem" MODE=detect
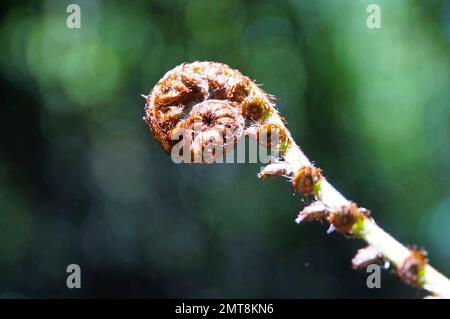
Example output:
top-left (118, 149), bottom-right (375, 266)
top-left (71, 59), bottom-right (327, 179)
top-left (271, 114), bottom-right (450, 298)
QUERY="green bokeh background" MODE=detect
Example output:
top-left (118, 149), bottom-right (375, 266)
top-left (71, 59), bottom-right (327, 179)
top-left (0, 0), bottom-right (449, 298)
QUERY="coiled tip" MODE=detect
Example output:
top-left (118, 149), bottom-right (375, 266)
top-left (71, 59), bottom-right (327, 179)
top-left (144, 61), bottom-right (283, 162)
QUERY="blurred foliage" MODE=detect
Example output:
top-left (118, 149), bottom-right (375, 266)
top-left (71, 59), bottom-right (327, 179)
top-left (0, 0), bottom-right (449, 298)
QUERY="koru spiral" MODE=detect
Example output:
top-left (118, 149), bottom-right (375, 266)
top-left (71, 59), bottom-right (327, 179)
top-left (143, 61), bottom-right (287, 161)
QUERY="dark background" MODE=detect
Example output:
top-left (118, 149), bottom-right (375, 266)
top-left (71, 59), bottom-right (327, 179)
top-left (0, 0), bottom-right (449, 298)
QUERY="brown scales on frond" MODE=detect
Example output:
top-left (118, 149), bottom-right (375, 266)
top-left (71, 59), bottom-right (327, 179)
top-left (292, 166), bottom-right (322, 195)
top-left (397, 247), bottom-right (428, 287)
top-left (144, 62), bottom-right (280, 161)
top-left (327, 203), bottom-right (368, 235)
top-left (170, 100), bottom-right (245, 162)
